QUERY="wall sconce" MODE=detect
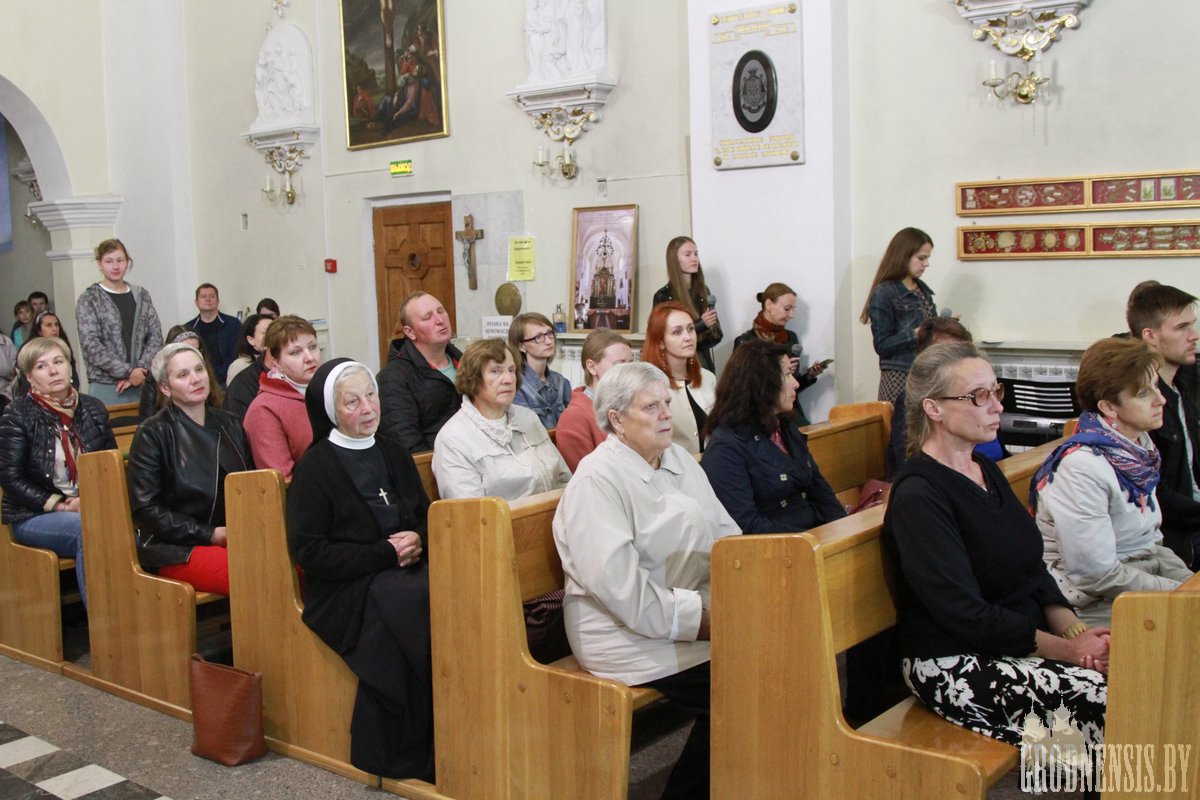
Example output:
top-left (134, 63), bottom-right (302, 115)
top-left (530, 106), bottom-right (594, 180)
top-left (952, 1), bottom-right (1088, 105)
top-left (260, 144), bottom-right (305, 205)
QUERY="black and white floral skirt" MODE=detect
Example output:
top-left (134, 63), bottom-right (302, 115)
top-left (902, 654), bottom-right (1107, 748)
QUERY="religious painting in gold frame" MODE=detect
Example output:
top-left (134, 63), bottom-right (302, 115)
top-left (339, 0), bottom-right (449, 150)
top-left (570, 205), bottom-right (638, 333)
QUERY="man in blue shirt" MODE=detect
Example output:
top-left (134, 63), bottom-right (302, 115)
top-left (186, 283), bottom-right (240, 386)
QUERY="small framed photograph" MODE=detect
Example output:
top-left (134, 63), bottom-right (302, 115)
top-left (569, 205), bottom-right (638, 333)
top-left (339, 0), bottom-right (449, 150)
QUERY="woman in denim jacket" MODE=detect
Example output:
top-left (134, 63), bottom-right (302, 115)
top-left (859, 228), bottom-right (938, 403)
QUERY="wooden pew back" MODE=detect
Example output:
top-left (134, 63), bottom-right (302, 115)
top-left (224, 469), bottom-right (379, 785)
top-left (1104, 576), bottom-right (1200, 798)
top-left (0, 496), bottom-right (71, 670)
top-left (424, 491), bottom-right (650, 800)
top-left (805, 403), bottom-right (890, 505)
top-left (710, 436), bottom-right (1070, 799)
top-left (73, 449), bottom-right (219, 718)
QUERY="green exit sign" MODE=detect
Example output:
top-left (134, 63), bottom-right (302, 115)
top-left (390, 159), bottom-right (413, 177)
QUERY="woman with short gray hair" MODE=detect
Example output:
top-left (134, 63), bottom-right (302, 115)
top-left (553, 361), bottom-right (741, 799)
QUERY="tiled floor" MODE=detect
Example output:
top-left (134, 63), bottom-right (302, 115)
top-left (0, 722), bottom-right (169, 800)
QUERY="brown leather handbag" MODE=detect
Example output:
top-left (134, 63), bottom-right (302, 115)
top-left (189, 654), bottom-right (267, 766)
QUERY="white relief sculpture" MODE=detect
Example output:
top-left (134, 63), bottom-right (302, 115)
top-left (249, 22), bottom-right (316, 134)
top-left (523, 0), bottom-right (607, 84)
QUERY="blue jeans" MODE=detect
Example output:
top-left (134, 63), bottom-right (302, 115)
top-left (12, 511), bottom-right (86, 607)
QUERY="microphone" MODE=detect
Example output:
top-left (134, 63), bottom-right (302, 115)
top-left (940, 307), bottom-right (953, 317)
top-left (706, 293), bottom-right (717, 309)
top-left (789, 343), bottom-right (803, 357)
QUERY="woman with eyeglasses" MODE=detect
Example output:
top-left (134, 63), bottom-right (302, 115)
top-left (508, 312), bottom-right (571, 429)
top-left (1032, 337), bottom-right (1192, 628)
top-left (883, 341), bottom-right (1108, 752)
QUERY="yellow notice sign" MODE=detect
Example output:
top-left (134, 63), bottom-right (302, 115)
top-left (508, 236), bottom-right (535, 281)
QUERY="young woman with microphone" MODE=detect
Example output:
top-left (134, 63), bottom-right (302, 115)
top-left (733, 282), bottom-right (829, 426)
top-left (653, 236), bottom-right (723, 372)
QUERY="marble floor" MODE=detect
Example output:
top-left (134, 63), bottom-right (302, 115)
top-left (0, 655), bottom-right (1087, 799)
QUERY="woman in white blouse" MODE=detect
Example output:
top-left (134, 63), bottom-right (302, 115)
top-left (553, 361), bottom-right (740, 800)
top-left (433, 337), bottom-right (573, 662)
top-left (432, 337), bottom-right (571, 501)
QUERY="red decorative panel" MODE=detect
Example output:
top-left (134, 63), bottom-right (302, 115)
top-left (1091, 173), bottom-right (1200, 208)
top-left (1091, 222), bottom-right (1200, 256)
top-left (958, 181), bottom-right (1086, 215)
top-left (959, 226), bottom-right (1086, 258)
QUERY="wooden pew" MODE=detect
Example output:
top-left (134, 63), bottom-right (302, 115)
top-left (225, 468), bottom-right (443, 796)
top-left (1102, 571), bottom-right (1200, 799)
top-left (68, 449), bottom-right (224, 720)
top-left (709, 436), bottom-right (1069, 799)
top-left (391, 492), bottom-right (661, 800)
top-left (805, 401), bottom-right (891, 507)
top-left (105, 401), bottom-right (140, 453)
top-left (0, 507), bottom-right (74, 672)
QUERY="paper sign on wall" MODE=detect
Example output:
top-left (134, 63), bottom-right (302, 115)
top-left (482, 316), bottom-right (513, 340)
top-left (508, 236), bottom-right (535, 281)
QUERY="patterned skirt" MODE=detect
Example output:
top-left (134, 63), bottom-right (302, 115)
top-left (878, 369), bottom-right (908, 403)
top-left (902, 654), bottom-right (1107, 748)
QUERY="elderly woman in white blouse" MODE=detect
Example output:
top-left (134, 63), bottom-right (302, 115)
top-left (433, 337), bottom-right (573, 661)
top-left (552, 362), bottom-right (740, 800)
top-left (432, 337), bottom-right (571, 500)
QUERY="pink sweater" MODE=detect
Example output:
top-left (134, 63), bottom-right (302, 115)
top-left (243, 374), bottom-right (312, 478)
top-left (555, 387), bottom-right (606, 472)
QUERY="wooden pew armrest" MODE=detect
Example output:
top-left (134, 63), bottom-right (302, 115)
top-left (548, 654), bottom-right (664, 711)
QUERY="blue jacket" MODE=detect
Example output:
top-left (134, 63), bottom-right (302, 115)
top-left (867, 279), bottom-right (936, 372)
top-left (513, 363), bottom-right (571, 429)
top-left (186, 311), bottom-right (241, 385)
top-left (702, 422), bottom-right (846, 534)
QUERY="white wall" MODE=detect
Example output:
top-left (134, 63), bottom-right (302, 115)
top-left (687, 0), bottom-right (850, 421)
top-left (847, 1), bottom-right (1200, 400)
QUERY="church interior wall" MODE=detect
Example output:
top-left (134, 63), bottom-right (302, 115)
top-left (2, 1), bottom-right (1198, 401)
top-left (1, 126), bottom-right (53, 307)
top-left (846, 0), bottom-right (1200, 401)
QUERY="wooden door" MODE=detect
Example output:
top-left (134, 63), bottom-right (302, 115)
top-left (373, 201), bottom-right (455, 365)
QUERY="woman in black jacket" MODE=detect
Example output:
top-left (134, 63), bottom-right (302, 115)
top-left (0, 337), bottom-right (115, 605)
top-left (701, 339), bottom-right (844, 534)
top-left (288, 358), bottom-right (433, 781)
top-left (127, 342), bottom-right (251, 595)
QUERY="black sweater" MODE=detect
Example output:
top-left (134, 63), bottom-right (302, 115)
top-left (287, 435), bottom-right (429, 654)
top-left (883, 452), bottom-right (1069, 660)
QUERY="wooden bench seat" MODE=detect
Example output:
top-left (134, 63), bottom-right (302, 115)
top-left (0, 509), bottom-right (77, 672)
top-left (69, 449), bottom-right (226, 720)
top-left (709, 435), bottom-right (1071, 799)
top-left (386, 491), bottom-right (663, 800)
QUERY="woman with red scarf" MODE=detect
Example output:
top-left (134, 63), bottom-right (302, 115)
top-left (0, 337), bottom-right (116, 606)
top-left (732, 282), bottom-right (828, 426)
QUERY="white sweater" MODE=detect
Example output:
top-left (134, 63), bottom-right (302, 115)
top-left (1035, 428), bottom-right (1192, 610)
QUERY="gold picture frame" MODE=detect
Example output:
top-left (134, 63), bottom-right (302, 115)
top-left (958, 220), bottom-right (1200, 259)
top-left (339, 0), bottom-right (449, 150)
top-left (957, 169), bottom-right (1200, 216)
top-left (569, 205), bottom-right (639, 333)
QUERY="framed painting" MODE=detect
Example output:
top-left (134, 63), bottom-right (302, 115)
top-left (570, 205), bottom-right (638, 333)
top-left (340, 0), bottom-right (449, 150)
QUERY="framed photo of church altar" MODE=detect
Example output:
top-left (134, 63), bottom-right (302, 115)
top-left (569, 204), bottom-right (638, 333)
top-left (339, 0), bottom-right (449, 150)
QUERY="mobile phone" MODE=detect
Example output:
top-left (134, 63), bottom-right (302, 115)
top-left (819, 358), bottom-right (834, 368)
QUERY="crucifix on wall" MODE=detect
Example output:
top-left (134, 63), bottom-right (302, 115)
top-left (455, 214), bottom-right (485, 290)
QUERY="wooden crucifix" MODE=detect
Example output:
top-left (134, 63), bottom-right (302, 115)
top-left (455, 214), bottom-right (485, 290)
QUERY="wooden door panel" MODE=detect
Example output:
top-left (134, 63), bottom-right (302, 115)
top-left (373, 202), bottom-right (455, 365)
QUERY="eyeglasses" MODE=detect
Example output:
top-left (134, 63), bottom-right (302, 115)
top-left (935, 384), bottom-right (1005, 407)
top-left (520, 330), bottom-right (556, 345)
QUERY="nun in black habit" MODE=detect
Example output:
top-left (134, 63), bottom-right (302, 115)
top-left (287, 357), bottom-right (434, 780)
